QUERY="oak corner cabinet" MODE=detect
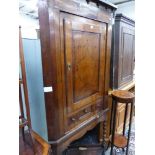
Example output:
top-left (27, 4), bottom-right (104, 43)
top-left (38, 0), bottom-right (116, 154)
top-left (107, 13), bottom-right (135, 137)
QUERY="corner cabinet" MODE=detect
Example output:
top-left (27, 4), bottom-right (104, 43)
top-left (111, 14), bottom-right (135, 89)
top-left (107, 14), bottom-right (135, 137)
top-left (38, 0), bottom-right (116, 154)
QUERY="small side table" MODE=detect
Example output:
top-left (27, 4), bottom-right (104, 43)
top-left (110, 90), bottom-right (135, 155)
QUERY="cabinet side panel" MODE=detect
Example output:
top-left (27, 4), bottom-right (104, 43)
top-left (38, 0), bottom-right (62, 140)
top-left (111, 20), bottom-right (121, 89)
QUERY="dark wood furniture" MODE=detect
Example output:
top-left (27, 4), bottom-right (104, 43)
top-left (110, 90), bottom-right (134, 155)
top-left (106, 14), bottom-right (135, 138)
top-left (65, 146), bottom-right (104, 155)
top-left (38, 0), bottom-right (117, 154)
top-left (111, 14), bottom-right (135, 89)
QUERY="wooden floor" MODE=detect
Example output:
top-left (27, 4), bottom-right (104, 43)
top-left (19, 130), bottom-right (51, 155)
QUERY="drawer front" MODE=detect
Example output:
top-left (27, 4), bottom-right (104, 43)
top-left (66, 98), bottom-right (104, 131)
top-left (67, 105), bottom-right (96, 131)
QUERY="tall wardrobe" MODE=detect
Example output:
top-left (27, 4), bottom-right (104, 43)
top-left (38, 0), bottom-right (117, 154)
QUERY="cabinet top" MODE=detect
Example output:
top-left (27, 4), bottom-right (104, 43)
top-left (52, 0), bottom-right (117, 10)
top-left (115, 13), bottom-right (135, 25)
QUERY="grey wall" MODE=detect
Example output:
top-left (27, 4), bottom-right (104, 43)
top-left (22, 38), bottom-right (48, 141)
top-left (116, 1), bottom-right (135, 20)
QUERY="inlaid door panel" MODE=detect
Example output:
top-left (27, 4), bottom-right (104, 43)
top-left (60, 13), bottom-right (107, 114)
top-left (73, 31), bottom-right (100, 103)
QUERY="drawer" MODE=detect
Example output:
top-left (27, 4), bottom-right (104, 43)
top-left (67, 105), bottom-right (95, 131)
top-left (78, 106), bottom-right (92, 120)
top-left (66, 98), bottom-right (104, 131)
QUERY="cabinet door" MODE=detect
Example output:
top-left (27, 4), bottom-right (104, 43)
top-left (60, 13), bottom-right (107, 114)
top-left (119, 26), bottom-right (135, 87)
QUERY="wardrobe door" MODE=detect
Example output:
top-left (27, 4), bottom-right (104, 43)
top-left (60, 13), bottom-right (107, 114)
top-left (118, 25), bottom-right (135, 87)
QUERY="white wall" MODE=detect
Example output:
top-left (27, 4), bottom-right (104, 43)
top-left (19, 14), bottom-right (39, 39)
top-left (116, 1), bottom-right (135, 20)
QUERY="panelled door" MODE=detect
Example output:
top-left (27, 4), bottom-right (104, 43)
top-left (60, 13), bottom-right (107, 114)
top-left (119, 25), bottom-right (135, 87)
